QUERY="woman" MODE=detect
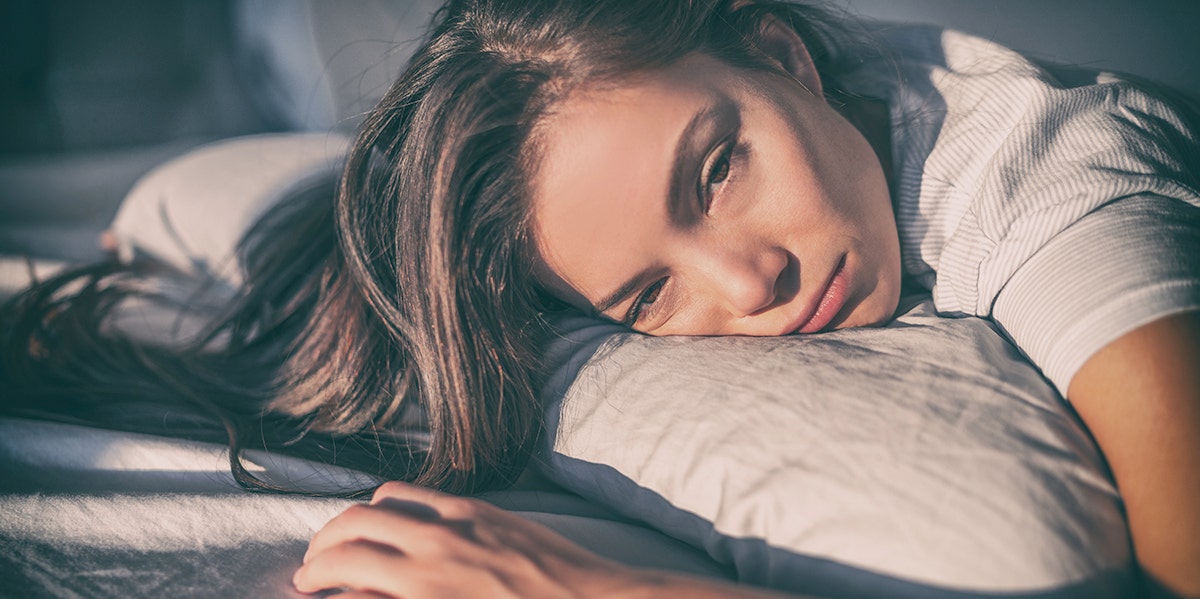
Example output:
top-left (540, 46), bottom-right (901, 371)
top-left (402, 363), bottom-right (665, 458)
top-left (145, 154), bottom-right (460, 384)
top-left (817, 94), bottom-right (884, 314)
top-left (4, 0), bottom-right (1198, 596)
top-left (291, 0), bottom-right (1200, 596)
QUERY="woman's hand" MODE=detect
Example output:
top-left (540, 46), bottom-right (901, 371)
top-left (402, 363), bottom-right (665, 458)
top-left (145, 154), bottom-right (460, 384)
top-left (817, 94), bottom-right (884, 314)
top-left (294, 481), bottom-right (805, 599)
top-left (293, 480), bottom-right (635, 598)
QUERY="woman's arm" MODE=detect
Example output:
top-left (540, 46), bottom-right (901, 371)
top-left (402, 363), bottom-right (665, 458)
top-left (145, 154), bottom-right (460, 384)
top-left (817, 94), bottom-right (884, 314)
top-left (293, 481), bottom-right (805, 598)
top-left (1068, 310), bottom-right (1200, 598)
top-left (295, 312), bottom-right (1200, 599)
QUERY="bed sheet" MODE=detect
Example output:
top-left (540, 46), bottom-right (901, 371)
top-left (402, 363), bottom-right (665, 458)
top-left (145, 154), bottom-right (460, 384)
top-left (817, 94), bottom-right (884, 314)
top-left (0, 417), bottom-right (731, 598)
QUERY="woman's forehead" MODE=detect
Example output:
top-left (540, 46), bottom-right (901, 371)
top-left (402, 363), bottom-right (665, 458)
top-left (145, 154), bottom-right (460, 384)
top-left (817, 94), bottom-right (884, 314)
top-left (529, 92), bottom-right (679, 309)
top-left (528, 54), bottom-right (743, 308)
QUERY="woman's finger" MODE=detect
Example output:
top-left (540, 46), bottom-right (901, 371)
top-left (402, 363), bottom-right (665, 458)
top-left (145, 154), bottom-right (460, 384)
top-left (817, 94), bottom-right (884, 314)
top-left (370, 480), bottom-right (487, 520)
top-left (300, 484), bottom-right (643, 598)
top-left (294, 539), bottom-right (414, 596)
top-left (304, 502), bottom-right (480, 565)
top-left (298, 538), bottom-right (510, 598)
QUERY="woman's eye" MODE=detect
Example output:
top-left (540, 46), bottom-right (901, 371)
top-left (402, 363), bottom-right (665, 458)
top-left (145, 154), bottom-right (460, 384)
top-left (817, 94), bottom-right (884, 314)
top-left (625, 278), bottom-right (667, 326)
top-left (700, 140), bottom-right (738, 212)
top-left (709, 150), bottom-right (731, 186)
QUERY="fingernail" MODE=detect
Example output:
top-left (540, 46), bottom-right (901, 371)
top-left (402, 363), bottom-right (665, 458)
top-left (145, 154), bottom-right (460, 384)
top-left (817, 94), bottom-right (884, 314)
top-left (292, 567), bottom-right (304, 589)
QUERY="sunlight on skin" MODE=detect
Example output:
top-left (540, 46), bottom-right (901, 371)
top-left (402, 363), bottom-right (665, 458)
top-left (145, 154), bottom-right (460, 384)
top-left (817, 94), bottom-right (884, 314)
top-left (530, 52), bottom-right (900, 337)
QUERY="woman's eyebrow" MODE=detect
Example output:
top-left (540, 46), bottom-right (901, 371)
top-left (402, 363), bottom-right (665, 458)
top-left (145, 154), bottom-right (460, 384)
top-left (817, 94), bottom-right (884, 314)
top-left (592, 100), bottom-right (736, 318)
top-left (667, 99), bottom-right (737, 226)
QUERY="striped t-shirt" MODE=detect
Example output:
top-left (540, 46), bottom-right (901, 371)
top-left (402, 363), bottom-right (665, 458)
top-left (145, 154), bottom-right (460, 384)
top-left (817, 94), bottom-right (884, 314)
top-left (845, 25), bottom-right (1200, 394)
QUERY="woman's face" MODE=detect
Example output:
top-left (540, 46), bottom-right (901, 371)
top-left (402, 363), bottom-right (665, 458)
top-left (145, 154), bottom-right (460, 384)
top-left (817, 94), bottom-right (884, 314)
top-left (531, 52), bottom-right (901, 336)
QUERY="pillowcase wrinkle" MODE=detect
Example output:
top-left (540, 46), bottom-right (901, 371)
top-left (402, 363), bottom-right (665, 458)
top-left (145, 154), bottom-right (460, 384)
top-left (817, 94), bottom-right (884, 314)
top-left (537, 298), bottom-right (1132, 596)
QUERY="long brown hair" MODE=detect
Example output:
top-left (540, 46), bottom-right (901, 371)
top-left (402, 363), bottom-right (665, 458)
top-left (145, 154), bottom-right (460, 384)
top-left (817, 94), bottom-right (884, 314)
top-left (1, 0), bottom-right (859, 496)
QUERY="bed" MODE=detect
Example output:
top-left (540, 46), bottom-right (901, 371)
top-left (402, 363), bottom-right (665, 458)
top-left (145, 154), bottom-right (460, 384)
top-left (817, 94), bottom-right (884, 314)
top-left (2, 1), bottom-right (1197, 597)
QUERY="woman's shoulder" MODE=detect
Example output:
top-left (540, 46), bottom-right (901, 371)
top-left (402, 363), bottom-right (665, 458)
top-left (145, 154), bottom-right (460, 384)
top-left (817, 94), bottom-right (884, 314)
top-left (864, 22), bottom-right (1200, 214)
top-left (861, 23), bottom-right (1200, 322)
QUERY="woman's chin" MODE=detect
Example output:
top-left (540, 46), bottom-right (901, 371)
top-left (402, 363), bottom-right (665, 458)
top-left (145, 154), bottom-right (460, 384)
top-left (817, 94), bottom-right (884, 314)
top-left (831, 289), bottom-right (901, 331)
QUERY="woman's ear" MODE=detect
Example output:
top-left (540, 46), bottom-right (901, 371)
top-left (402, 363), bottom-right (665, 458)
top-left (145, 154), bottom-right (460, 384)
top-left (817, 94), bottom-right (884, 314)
top-left (756, 14), bottom-right (823, 97)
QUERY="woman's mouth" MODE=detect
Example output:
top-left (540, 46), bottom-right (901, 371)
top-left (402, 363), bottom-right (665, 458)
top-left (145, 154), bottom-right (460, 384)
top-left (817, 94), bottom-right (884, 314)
top-left (792, 255), bottom-right (849, 334)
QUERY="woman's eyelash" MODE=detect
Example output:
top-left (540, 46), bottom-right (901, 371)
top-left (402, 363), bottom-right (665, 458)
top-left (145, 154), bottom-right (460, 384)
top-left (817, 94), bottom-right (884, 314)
top-left (625, 278), bottom-right (667, 326)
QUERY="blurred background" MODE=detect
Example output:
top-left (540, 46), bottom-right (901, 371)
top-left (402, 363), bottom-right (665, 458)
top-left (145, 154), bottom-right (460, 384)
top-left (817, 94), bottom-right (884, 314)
top-left (1, 0), bottom-right (1197, 260)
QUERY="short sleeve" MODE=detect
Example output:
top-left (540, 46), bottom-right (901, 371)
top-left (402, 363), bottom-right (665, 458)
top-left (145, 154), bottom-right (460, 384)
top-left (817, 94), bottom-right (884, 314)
top-left (991, 193), bottom-right (1200, 394)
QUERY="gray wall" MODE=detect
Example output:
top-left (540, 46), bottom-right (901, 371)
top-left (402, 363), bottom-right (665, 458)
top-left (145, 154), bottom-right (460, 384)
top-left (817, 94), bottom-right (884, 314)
top-left (832, 0), bottom-right (1200, 101)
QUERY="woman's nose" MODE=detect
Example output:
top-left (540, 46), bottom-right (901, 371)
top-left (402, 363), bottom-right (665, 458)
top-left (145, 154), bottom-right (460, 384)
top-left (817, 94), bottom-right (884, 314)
top-left (696, 246), bottom-right (788, 318)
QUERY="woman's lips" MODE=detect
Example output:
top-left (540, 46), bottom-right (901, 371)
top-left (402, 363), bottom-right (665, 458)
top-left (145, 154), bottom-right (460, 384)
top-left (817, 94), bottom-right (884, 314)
top-left (793, 256), bottom-right (849, 334)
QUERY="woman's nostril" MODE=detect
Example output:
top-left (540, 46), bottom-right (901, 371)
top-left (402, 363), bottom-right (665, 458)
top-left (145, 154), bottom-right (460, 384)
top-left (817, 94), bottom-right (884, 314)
top-left (772, 252), bottom-right (801, 308)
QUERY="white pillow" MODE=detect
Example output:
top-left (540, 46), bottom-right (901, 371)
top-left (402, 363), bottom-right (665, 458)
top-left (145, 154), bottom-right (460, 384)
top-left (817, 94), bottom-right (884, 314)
top-left (108, 132), bottom-right (349, 289)
top-left (537, 297), bottom-right (1134, 596)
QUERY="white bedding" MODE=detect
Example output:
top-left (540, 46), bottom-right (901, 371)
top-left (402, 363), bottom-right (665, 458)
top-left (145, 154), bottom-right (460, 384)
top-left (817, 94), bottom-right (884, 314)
top-left (0, 418), bottom-right (730, 598)
top-left (1, 131), bottom-right (1139, 598)
top-left (538, 295), bottom-right (1134, 597)
top-left (0, 299), bottom-right (1136, 598)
